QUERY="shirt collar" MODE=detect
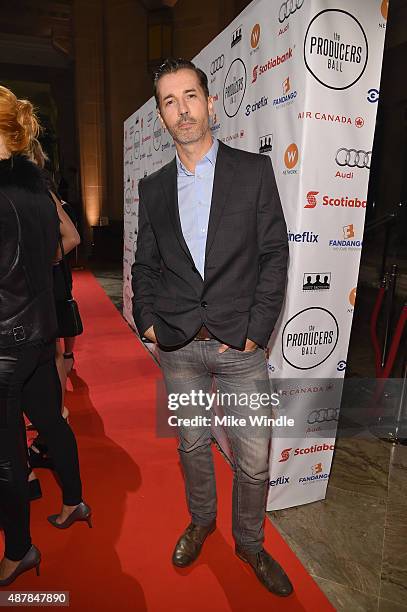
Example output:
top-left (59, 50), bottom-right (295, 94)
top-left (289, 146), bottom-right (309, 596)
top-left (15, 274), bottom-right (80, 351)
top-left (176, 138), bottom-right (219, 176)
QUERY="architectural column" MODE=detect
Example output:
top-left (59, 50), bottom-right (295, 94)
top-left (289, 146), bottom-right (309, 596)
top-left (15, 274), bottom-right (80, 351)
top-left (73, 0), bottom-right (108, 253)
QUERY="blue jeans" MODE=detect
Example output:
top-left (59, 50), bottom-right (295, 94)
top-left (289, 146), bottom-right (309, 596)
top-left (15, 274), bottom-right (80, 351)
top-left (158, 339), bottom-right (272, 554)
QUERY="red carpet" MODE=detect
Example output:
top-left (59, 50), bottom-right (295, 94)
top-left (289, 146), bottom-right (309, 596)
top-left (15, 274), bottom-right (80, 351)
top-left (1, 270), bottom-right (334, 611)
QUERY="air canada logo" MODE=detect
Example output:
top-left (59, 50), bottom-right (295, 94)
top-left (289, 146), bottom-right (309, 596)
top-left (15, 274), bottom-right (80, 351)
top-left (251, 24), bottom-right (260, 49)
top-left (303, 273), bottom-right (331, 291)
top-left (304, 9), bottom-right (368, 90)
top-left (231, 25), bottom-right (242, 48)
top-left (223, 58), bottom-right (247, 118)
top-left (259, 133), bottom-right (273, 154)
top-left (153, 117), bottom-right (162, 151)
top-left (298, 111), bottom-right (365, 128)
top-left (282, 307), bottom-right (339, 370)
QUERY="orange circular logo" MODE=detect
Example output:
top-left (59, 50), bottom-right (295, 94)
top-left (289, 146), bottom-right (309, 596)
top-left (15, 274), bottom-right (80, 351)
top-left (284, 143), bottom-right (299, 169)
top-left (381, 0), bottom-right (388, 20)
top-left (349, 287), bottom-right (356, 306)
top-left (251, 24), bottom-right (261, 49)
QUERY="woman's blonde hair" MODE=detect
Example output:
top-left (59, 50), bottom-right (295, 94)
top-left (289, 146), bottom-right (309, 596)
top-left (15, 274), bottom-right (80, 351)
top-left (0, 85), bottom-right (40, 154)
top-left (27, 138), bottom-right (49, 169)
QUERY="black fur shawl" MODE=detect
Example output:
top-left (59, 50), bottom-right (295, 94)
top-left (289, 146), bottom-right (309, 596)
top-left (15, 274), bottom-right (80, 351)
top-left (0, 154), bottom-right (47, 193)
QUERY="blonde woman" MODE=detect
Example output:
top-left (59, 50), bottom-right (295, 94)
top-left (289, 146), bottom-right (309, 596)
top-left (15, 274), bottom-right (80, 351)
top-left (0, 86), bottom-right (91, 587)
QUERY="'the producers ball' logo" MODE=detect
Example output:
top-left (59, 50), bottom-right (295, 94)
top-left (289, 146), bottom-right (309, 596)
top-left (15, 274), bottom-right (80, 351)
top-left (223, 58), bottom-right (247, 118)
top-left (304, 10), bottom-right (368, 90)
top-left (282, 307), bottom-right (339, 370)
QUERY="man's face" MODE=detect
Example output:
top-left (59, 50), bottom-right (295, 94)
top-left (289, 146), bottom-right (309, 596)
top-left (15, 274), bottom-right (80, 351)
top-left (156, 69), bottom-right (213, 146)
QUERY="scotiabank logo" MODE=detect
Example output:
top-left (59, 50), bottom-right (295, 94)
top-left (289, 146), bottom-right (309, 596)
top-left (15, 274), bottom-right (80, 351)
top-left (279, 443), bottom-right (335, 462)
top-left (305, 191), bottom-right (366, 209)
top-left (252, 47), bottom-right (293, 83)
top-left (305, 191), bottom-right (318, 208)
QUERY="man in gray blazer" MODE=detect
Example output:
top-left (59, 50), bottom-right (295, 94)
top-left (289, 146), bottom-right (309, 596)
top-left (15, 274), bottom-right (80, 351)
top-left (132, 58), bottom-right (291, 596)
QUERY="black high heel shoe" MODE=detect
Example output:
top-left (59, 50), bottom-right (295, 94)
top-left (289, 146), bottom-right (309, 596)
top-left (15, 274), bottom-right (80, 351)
top-left (0, 545), bottom-right (41, 587)
top-left (47, 502), bottom-right (92, 530)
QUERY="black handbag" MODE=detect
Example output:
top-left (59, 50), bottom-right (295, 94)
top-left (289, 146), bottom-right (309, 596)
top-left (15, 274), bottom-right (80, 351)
top-left (55, 237), bottom-right (83, 337)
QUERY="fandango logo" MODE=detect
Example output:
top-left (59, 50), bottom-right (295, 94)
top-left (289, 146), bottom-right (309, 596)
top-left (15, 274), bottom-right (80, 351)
top-left (273, 90), bottom-right (297, 106)
top-left (245, 95), bottom-right (268, 116)
top-left (252, 48), bottom-right (293, 82)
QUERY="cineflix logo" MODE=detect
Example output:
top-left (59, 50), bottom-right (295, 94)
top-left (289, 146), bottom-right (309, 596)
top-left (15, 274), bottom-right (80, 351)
top-left (269, 476), bottom-right (290, 487)
top-left (245, 95), bottom-right (268, 116)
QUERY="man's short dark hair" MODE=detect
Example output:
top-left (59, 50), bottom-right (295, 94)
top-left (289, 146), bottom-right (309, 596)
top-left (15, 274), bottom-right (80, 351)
top-left (153, 58), bottom-right (209, 108)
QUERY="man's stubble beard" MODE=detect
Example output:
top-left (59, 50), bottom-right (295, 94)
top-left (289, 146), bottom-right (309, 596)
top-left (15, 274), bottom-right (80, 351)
top-left (167, 117), bottom-right (211, 146)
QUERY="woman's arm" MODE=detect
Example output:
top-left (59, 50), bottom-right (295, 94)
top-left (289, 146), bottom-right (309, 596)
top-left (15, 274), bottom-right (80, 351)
top-left (50, 191), bottom-right (80, 260)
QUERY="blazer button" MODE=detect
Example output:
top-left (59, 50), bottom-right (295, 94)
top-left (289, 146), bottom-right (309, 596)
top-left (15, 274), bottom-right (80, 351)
top-left (201, 301), bottom-right (207, 308)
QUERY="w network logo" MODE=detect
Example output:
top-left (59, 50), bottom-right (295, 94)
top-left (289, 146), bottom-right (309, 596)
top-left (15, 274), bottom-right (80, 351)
top-left (284, 143), bottom-right (298, 169)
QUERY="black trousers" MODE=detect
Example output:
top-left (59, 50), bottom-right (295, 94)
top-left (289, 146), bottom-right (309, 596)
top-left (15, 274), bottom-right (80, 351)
top-left (0, 340), bottom-right (82, 561)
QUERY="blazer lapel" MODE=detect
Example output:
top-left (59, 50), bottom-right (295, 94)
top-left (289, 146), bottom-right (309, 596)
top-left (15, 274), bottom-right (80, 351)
top-left (160, 159), bottom-right (195, 265)
top-left (205, 142), bottom-right (237, 259)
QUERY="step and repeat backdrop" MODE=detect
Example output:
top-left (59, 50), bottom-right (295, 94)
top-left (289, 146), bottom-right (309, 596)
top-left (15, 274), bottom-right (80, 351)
top-left (123, 0), bottom-right (387, 509)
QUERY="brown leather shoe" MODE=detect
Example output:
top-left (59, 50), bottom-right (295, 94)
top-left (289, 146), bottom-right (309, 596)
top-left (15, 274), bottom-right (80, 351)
top-left (172, 521), bottom-right (216, 567)
top-left (236, 547), bottom-right (293, 596)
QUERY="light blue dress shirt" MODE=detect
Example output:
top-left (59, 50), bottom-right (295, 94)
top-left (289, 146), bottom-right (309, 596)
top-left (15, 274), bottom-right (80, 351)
top-left (176, 138), bottom-right (219, 279)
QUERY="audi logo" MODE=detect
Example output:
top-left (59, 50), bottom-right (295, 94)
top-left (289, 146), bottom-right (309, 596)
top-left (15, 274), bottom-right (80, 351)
top-left (210, 55), bottom-right (225, 75)
top-left (335, 148), bottom-right (371, 169)
top-left (279, 0), bottom-right (304, 23)
top-left (307, 408), bottom-right (339, 424)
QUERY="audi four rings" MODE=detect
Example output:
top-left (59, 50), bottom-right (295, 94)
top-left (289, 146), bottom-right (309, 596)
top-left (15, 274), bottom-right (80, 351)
top-left (279, 0), bottom-right (304, 23)
top-left (307, 408), bottom-right (339, 424)
top-left (335, 148), bottom-right (372, 169)
top-left (210, 55), bottom-right (224, 75)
